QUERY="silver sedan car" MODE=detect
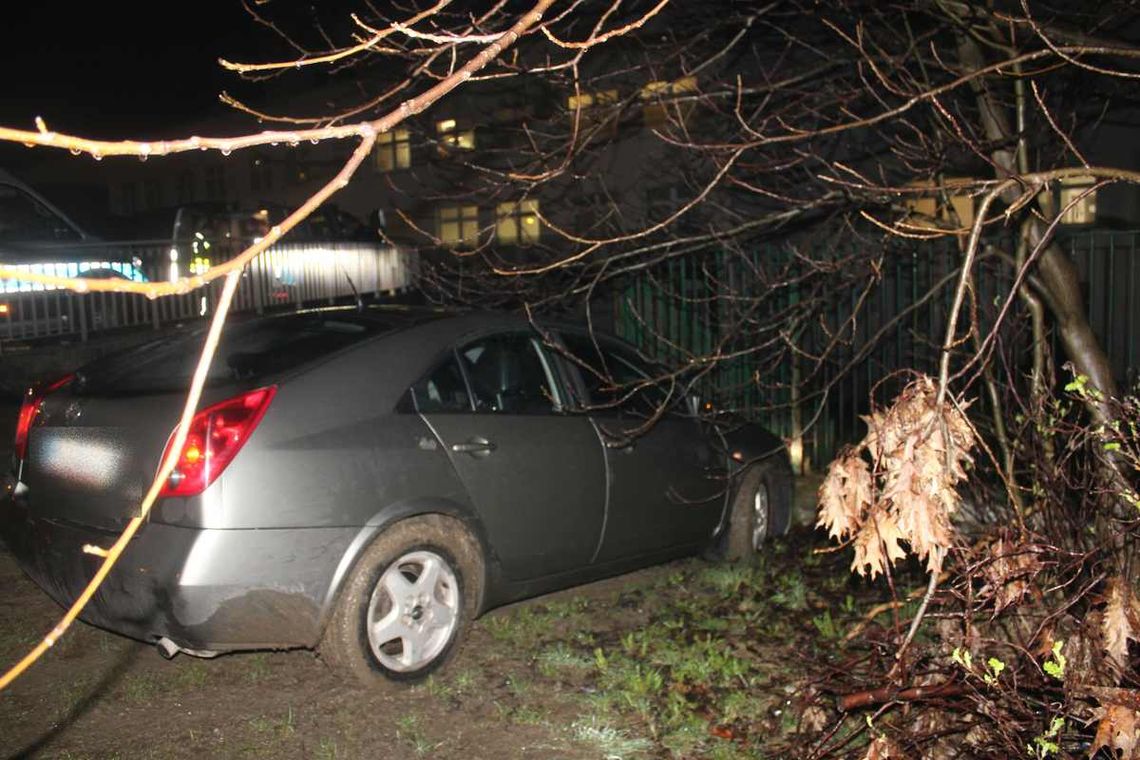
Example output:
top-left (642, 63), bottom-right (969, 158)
top-left (2, 307), bottom-right (791, 684)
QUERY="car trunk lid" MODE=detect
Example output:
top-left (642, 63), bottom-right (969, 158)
top-left (22, 390), bottom-right (184, 530)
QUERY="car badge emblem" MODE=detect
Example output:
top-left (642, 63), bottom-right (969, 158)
top-left (64, 400), bottom-right (83, 422)
top-left (416, 436), bottom-right (438, 451)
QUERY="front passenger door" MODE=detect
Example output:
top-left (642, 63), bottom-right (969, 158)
top-left (416, 333), bottom-right (606, 581)
top-left (559, 333), bottom-right (726, 561)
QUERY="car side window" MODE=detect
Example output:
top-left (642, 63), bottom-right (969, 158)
top-left (0, 183), bottom-right (81, 243)
top-left (458, 334), bottom-right (561, 414)
top-left (560, 333), bottom-right (670, 415)
top-left (410, 353), bottom-right (473, 413)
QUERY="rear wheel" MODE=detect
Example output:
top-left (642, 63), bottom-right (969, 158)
top-left (321, 515), bottom-right (484, 686)
top-left (717, 458), bottom-right (793, 562)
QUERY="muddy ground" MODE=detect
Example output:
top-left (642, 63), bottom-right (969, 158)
top-left (0, 455), bottom-right (907, 760)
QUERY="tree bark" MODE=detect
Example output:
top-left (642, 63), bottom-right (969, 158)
top-left (956, 30), bottom-right (1130, 518)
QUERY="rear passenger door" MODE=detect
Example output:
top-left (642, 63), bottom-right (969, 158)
top-left (414, 332), bottom-right (606, 581)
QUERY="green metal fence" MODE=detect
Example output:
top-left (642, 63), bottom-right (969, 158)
top-left (613, 230), bottom-right (1139, 469)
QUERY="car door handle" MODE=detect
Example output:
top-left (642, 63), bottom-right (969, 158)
top-left (451, 438), bottom-right (497, 456)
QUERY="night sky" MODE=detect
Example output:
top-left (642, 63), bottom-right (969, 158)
top-left (0, 3), bottom-right (314, 154)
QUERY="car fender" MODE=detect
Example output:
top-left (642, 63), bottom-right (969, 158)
top-left (315, 496), bottom-right (499, 639)
top-left (722, 423), bottom-right (787, 467)
top-left (718, 422), bottom-right (793, 535)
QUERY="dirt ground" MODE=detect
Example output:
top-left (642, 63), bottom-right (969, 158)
top-left (0, 547), bottom-right (709, 760)
top-left (1, 438), bottom-right (868, 760)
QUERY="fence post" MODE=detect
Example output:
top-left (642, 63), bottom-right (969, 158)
top-left (78, 295), bottom-right (89, 343)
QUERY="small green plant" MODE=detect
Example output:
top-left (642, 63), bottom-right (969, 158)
top-left (451, 668), bottom-right (478, 693)
top-left (536, 643), bottom-right (594, 677)
top-left (505, 673), bottom-right (531, 698)
top-left (983, 657), bottom-right (1005, 686)
top-left (1028, 716), bottom-right (1065, 758)
top-left (1042, 640), bottom-right (1066, 680)
top-left (699, 564), bottom-right (756, 594)
top-left (395, 713), bottom-right (441, 756)
top-left (248, 706), bottom-right (296, 739)
top-left (121, 672), bottom-right (160, 703)
top-left (660, 715), bottom-right (707, 757)
top-left (421, 675), bottom-right (454, 700)
top-left (512, 705), bottom-right (549, 725)
top-left (481, 605), bottom-right (552, 647)
top-left (811, 609), bottom-right (841, 640)
top-left (247, 652), bottom-right (271, 682)
top-left (173, 660), bottom-right (209, 689)
top-left (543, 596), bottom-right (590, 618)
top-left (952, 648), bottom-right (1006, 686)
top-left (771, 572), bottom-right (809, 611)
top-left (1065, 373), bottom-right (1103, 401)
top-left (594, 647), bottom-right (609, 673)
top-left (718, 690), bottom-right (764, 724)
top-left (315, 737), bottom-right (339, 760)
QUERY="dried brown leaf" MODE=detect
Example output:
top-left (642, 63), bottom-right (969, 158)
top-left (800, 704), bottom-right (830, 733)
top-left (829, 375), bottom-right (975, 580)
top-left (851, 509), bottom-right (907, 578)
top-left (979, 538), bottom-right (1041, 613)
top-left (861, 735), bottom-right (901, 760)
top-left (894, 490), bottom-right (952, 573)
top-left (817, 452), bottom-right (872, 541)
top-left (1103, 577), bottom-right (1140, 675)
top-left (1092, 703), bottom-right (1140, 759)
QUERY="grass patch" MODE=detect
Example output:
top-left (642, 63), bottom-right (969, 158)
top-left (480, 605), bottom-right (557, 647)
top-left (172, 659), bottom-right (210, 689)
top-left (314, 737), bottom-right (340, 760)
top-left (395, 714), bottom-right (442, 756)
top-left (571, 717), bottom-right (652, 759)
top-left (503, 532), bottom-right (876, 758)
top-left (121, 671), bottom-right (160, 703)
top-left (536, 643), bottom-right (595, 678)
top-left (246, 652), bottom-right (272, 682)
top-left (697, 564), bottom-right (763, 595)
top-left (248, 705), bottom-right (297, 740)
top-left (512, 705), bottom-right (549, 725)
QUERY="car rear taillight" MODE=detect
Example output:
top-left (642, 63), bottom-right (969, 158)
top-left (158, 386), bottom-right (277, 498)
top-left (14, 374), bottom-right (75, 460)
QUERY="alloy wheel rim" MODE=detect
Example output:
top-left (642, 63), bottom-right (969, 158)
top-left (751, 483), bottom-right (769, 551)
top-left (366, 550), bottom-right (460, 673)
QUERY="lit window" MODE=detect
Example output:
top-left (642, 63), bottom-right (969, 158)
top-left (641, 76), bottom-right (697, 127)
top-left (1058, 175), bottom-right (1097, 225)
top-left (496, 200), bottom-right (540, 245)
top-left (438, 205), bottom-right (480, 247)
top-left (903, 178), bottom-right (974, 230)
top-left (436, 119), bottom-right (475, 155)
top-left (376, 129), bottom-right (412, 172)
top-left (567, 89), bottom-right (618, 111)
top-left (493, 106), bottom-right (532, 123)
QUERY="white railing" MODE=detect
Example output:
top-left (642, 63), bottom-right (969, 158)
top-left (0, 240), bottom-right (417, 343)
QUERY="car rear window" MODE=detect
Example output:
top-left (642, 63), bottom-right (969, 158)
top-left (75, 312), bottom-right (402, 395)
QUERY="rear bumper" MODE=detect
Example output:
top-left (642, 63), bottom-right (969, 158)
top-left (0, 495), bottom-right (357, 652)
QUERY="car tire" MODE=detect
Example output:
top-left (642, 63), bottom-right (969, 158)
top-left (717, 457), bottom-right (793, 562)
top-left (320, 514), bottom-right (485, 686)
